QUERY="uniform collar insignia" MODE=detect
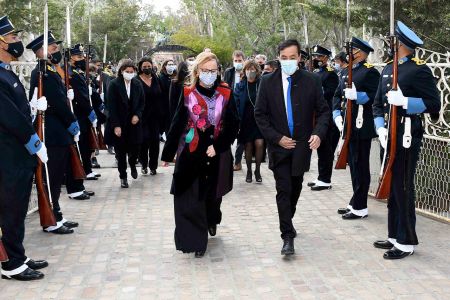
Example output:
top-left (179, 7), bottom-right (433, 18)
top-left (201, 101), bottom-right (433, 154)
top-left (398, 57), bottom-right (409, 64)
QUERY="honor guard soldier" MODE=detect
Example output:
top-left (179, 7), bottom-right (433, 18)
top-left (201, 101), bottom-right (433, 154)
top-left (0, 15), bottom-right (48, 280)
top-left (332, 37), bottom-right (381, 219)
top-left (372, 21), bottom-right (440, 259)
top-left (307, 45), bottom-right (339, 190)
top-left (69, 43), bottom-right (100, 180)
top-left (27, 31), bottom-right (79, 234)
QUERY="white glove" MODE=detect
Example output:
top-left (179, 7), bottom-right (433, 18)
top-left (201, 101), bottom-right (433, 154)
top-left (92, 120), bottom-right (98, 128)
top-left (67, 89), bottom-right (74, 101)
top-left (30, 87), bottom-right (38, 116)
top-left (100, 93), bottom-right (104, 101)
top-left (344, 83), bottom-right (357, 100)
top-left (74, 132), bottom-right (80, 142)
top-left (36, 143), bottom-right (48, 163)
top-left (89, 86), bottom-right (93, 96)
top-left (387, 86), bottom-right (408, 108)
top-left (377, 127), bottom-right (388, 149)
top-left (334, 115), bottom-right (344, 132)
top-left (36, 96), bottom-right (47, 111)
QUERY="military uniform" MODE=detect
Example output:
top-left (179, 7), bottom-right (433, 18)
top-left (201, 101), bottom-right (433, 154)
top-left (332, 37), bottom-right (380, 218)
top-left (308, 45), bottom-right (339, 190)
top-left (372, 21), bottom-right (440, 259)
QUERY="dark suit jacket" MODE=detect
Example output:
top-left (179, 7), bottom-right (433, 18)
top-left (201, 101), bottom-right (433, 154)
top-left (223, 67), bottom-right (237, 91)
top-left (254, 68), bottom-right (329, 175)
top-left (105, 76), bottom-right (145, 145)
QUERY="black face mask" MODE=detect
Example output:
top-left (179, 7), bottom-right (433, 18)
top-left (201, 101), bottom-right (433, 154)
top-left (259, 64), bottom-right (265, 70)
top-left (74, 60), bottom-right (86, 71)
top-left (49, 51), bottom-right (62, 64)
top-left (142, 68), bottom-right (152, 75)
top-left (6, 41), bottom-right (24, 58)
top-left (313, 59), bottom-right (323, 69)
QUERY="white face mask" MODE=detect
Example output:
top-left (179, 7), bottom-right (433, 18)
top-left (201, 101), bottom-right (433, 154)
top-left (166, 65), bottom-right (176, 74)
top-left (123, 72), bottom-right (135, 81)
top-left (234, 62), bottom-right (243, 71)
top-left (199, 71), bottom-right (217, 87)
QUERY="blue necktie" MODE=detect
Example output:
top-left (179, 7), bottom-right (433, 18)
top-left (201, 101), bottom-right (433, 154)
top-left (286, 77), bottom-right (294, 136)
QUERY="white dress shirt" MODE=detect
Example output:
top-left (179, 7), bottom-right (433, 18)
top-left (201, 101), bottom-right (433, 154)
top-left (125, 80), bottom-right (131, 98)
top-left (234, 71), bottom-right (241, 89)
top-left (281, 71), bottom-right (290, 118)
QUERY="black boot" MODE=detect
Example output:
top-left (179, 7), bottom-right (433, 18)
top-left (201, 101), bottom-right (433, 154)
top-left (121, 178), bottom-right (129, 188)
top-left (281, 238), bottom-right (295, 255)
top-left (254, 169), bottom-right (262, 183)
top-left (246, 170), bottom-right (252, 183)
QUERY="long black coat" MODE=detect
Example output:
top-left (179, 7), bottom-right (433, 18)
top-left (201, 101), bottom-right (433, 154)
top-left (105, 76), bottom-right (145, 146)
top-left (137, 74), bottom-right (163, 140)
top-left (69, 68), bottom-right (93, 134)
top-left (254, 68), bottom-right (329, 176)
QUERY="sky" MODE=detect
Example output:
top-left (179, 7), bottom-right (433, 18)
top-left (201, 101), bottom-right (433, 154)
top-left (143, 0), bottom-right (182, 14)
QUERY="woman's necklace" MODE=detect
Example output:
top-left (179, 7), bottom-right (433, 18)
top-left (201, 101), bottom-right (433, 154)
top-left (246, 81), bottom-right (259, 107)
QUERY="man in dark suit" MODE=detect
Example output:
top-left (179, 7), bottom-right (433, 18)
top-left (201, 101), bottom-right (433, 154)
top-left (255, 39), bottom-right (329, 256)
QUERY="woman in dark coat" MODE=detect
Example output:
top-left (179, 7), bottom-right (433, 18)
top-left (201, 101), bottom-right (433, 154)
top-left (168, 61), bottom-right (189, 122)
top-left (161, 52), bottom-right (239, 258)
top-left (234, 60), bottom-right (264, 183)
top-left (105, 59), bottom-right (145, 188)
top-left (159, 59), bottom-right (177, 136)
top-left (137, 57), bottom-right (163, 175)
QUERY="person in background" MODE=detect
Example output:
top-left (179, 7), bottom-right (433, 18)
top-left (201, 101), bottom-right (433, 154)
top-left (263, 60), bottom-right (278, 75)
top-left (333, 51), bottom-right (348, 75)
top-left (169, 61), bottom-right (189, 122)
top-left (159, 59), bottom-right (178, 140)
top-left (255, 54), bottom-right (267, 71)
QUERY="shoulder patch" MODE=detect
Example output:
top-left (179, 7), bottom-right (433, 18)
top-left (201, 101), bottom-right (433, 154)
top-left (46, 65), bottom-right (56, 72)
top-left (363, 62), bottom-right (374, 68)
top-left (326, 66), bottom-right (334, 72)
top-left (412, 57), bottom-right (426, 65)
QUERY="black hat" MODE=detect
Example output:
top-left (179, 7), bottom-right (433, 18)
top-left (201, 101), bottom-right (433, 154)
top-left (300, 49), bottom-right (309, 59)
top-left (351, 37), bottom-right (374, 54)
top-left (70, 43), bottom-right (85, 56)
top-left (334, 51), bottom-right (348, 63)
top-left (26, 31), bottom-right (62, 52)
top-left (395, 21), bottom-right (423, 49)
top-left (312, 45), bottom-right (332, 57)
top-left (0, 15), bottom-right (22, 36)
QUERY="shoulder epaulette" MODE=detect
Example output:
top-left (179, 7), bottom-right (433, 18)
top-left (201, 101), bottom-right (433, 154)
top-left (73, 69), bottom-right (79, 74)
top-left (326, 66), bottom-right (334, 72)
top-left (411, 57), bottom-right (426, 65)
top-left (47, 65), bottom-right (56, 72)
top-left (364, 62), bottom-right (374, 68)
top-left (386, 60), bottom-right (393, 64)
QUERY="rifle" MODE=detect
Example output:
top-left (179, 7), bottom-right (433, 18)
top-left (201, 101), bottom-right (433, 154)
top-left (35, 9), bottom-right (57, 227)
top-left (0, 240), bottom-right (8, 262)
top-left (375, 0), bottom-right (398, 199)
top-left (334, 41), bottom-right (354, 169)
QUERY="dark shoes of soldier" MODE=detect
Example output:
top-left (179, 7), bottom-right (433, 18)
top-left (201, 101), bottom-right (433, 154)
top-left (121, 179), bottom-right (129, 188)
top-left (150, 169), bottom-right (157, 176)
top-left (141, 168), bottom-right (149, 175)
top-left (307, 181), bottom-right (317, 187)
top-left (194, 251), bottom-right (205, 258)
top-left (281, 238), bottom-right (295, 256)
top-left (208, 225), bottom-right (217, 236)
top-left (373, 240), bottom-right (394, 249)
top-left (26, 259), bottom-right (48, 270)
top-left (337, 208), bottom-right (350, 214)
top-left (1, 268), bottom-right (44, 281)
top-left (44, 225), bottom-right (74, 234)
top-left (86, 174), bottom-right (98, 181)
top-left (131, 166), bottom-right (138, 179)
top-left (91, 157), bottom-right (101, 168)
top-left (342, 212), bottom-right (368, 220)
top-left (84, 190), bottom-right (95, 197)
top-left (383, 247), bottom-right (414, 260)
top-left (107, 147), bottom-right (115, 155)
top-left (70, 193), bottom-right (90, 200)
top-left (63, 221), bottom-right (79, 228)
top-left (311, 185), bottom-right (332, 191)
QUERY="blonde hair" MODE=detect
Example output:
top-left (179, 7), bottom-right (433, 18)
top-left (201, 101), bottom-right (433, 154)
top-left (190, 52), bottom-right (219, 88)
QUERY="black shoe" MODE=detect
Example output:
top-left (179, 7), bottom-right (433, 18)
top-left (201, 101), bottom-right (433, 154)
top-left (293, 229), bottom-right (297, 238)
top-left (281, 238), bottom-right (295, 255)
top-left (307, 181), bottom-right (316, 187)
top-left (208, 225), bottom-right (217, 236)
top-left (91, 160), bottom-right (101, 168)
top-left (121, 178), bottom-right (129, 188)
top-left (246, 170), bottom-right (252, 183)
top-left (160, 136), bottom-right (166, 143)
top-left (383, 247), bottom-right (414, 260)
top-left (254, 170), bottom-right (262, 183)
top-left (84, 190), bottom-right (95, 196)
top-left (70, 193), bottom-right (90, 200)
top-left (44, 225), bottom-right (74, 234)
top-left (1, 268), bottom-right (44, 281)
top-left (26, 259), bottom-right (48, 270)
top-left (63, 221), bottom-right (79, 228)
top-left (337, 208), bottom-right (350, 214)
top-left (150, 169), bottom-right (157, 176)
top-left (107, 147), bottom-right (115, 155)
top-left (342, 212), bottom-right (368, 220)
top-left (141, 168), bottom-right (148, 175)
top-left (194, 251), bottom-right (205, 258)
top-left (86, 176), bottom-right (98, 181)
top-left (131, 167), bottom-right (138, 179)
top-left (94, 173), bottom-right (101, 178)
top-left (311, 185), bottom-right (332, 191)
top-left (373, 240), bottom-right (394, 250)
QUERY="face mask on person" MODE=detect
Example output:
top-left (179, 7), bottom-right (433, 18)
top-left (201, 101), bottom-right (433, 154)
top-left (166, 65), bottom-right (176, 75)
top-left (123, 72), bottom-right (135, 81)
top-left (199, 71), bottom-right (217, 87)
top-left (5, 40), bottom-right (24, 58)
top-left (280, 59), bottom-right (298, 76)
top-left (74, 60), bottom-right (86, 71)
top-left (334, 64), bottom-right (341, 72)
top-left (246, 70), bottom-right (257, 81)
top-left (313, 59), bottom-right (323, 69)
top-left (142, 68), bottom-right (152, 75)
top-left (234, 62), bottom-right (243, 71)
top-left (49, 51), bottom-right (62, 64)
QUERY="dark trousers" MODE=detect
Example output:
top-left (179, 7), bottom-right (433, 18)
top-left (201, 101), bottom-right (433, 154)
top-left (234, 142), bottom-right (244, 165)
top-left (65, 145), bottom-right (85, 194)
top-left (139, 134), bottom-right (160, 171)
top-left (316, 123), bottom-right (340, 183)
top-left (272, 155), bottom-right (304, 239)
top-left (47, 146), bottom-right (70, 222)
top-left (388, 137), bottom-right (421, 245)
top-left (0, 166), bottom-right (33, 271)
top-left (116, 141), bottom-right (140, 179)
top-left (79, 131), bottom-right (93, 175)
top-left (348, 139), bottom-right (372, 211)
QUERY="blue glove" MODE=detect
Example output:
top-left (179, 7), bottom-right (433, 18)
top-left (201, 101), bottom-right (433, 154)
top-left (24, 133), bottom-right (43, 155)
top-left (356, 92), bottom-right (369, 105)
top-left (88, 110), bottom-right (97, 123)
top-left (67, 121), bottom-right (80, 136)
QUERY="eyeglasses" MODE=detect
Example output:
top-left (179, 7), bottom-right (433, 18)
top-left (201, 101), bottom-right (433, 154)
top-left (199, 68), bottom-right (218, 74)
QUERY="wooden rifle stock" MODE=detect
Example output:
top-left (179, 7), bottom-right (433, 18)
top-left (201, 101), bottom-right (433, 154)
top-left (375, 36), bottom-right (399, 199)
top-left (36, 59), bottom-right (57, 227)
top-left (0, 240), bottom-right (8, 262)
top-left (335, 41), bottom-right (354, 169)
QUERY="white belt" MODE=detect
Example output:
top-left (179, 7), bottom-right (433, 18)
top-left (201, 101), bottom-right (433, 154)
top-left (403, 117), bottom-right (412, 148)
top-left (356, 105), bottom-right (364, 129)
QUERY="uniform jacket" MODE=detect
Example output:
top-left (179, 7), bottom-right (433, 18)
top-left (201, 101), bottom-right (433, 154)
top-left (314, 65), bottom-right (339, 109)
top-left (69, 67), bottom-right (94, 133)
top-left (29, 64), bottom-right (76, 147)
top-left (332, 60), bottom-right (380, 140)
top-left (254, 68), bottom-right (330, 176)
